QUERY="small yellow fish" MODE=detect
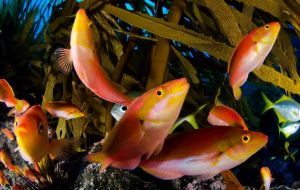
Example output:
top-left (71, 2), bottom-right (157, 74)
top-left (0, 170), bottom-right (8, 186)
top-left (0, 149), bottom-right (18, 172)
top-left (43, 96), bottom-right (85, 120)
top-left (260, 167), bottom-right (272, 190)
top-left (21, 167), bottom-right (38, 182)
top-left (14, 105), bottom-right (77, 163)
top-left (0, 128), bottom-right (14, 141)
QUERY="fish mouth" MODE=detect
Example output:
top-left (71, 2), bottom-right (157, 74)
top-left (14, 125), bottom-right (29, 136)
top-left (269, 22), bottom-right (281, 37)
top-left (170, 78), bottom-right (190, 95)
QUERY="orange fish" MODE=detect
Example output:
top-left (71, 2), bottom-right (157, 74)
top-left (0, 128), bottom-right (14, 141)
top-left (0, 149), bottom-right (18, 172)
top-left (56, 9), bottom-right (132, 106)
top-left (0, 79), bottom-right (29, 115)
top-left (140, 127), bottom-right (268, 180)
top-left (43, 97), bottom-right (85, 120)
top-left (21, 167), bottom-right (38, 182)
top-left (0, 170), bottom-right (8, 186)
top-left (260, 167), bottom-right (272, 190)
top-left (87, 78), bottom-right (189, 171)
top-left (228, 22), bottom-right (280, 100)
top-left (14, 105), bottom-right (77, 163)
top-left (207, 105), bottom-right (248, 130)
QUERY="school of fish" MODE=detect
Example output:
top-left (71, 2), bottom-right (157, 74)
top-left (0, 8), bottom-right (290, 189)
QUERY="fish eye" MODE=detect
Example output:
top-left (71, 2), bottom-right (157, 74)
top-left (241, 134), bottom-right (251, 144)
top-left (265, 25), bottom-right (270, 30)
top-left (156, 87), bottom-right (165, 97)
top-left (38, 122), bottom-right (43, 134)
top-left (121, 106), bottom-right (127, 111)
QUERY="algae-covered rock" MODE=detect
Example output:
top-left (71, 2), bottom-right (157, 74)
top-left (73, 164), bottom-right (159, 190)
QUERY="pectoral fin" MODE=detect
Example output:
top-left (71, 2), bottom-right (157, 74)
top-left (55, 48), bottom-right (73, 74)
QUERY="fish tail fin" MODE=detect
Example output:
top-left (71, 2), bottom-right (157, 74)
top-left (14, 99), bottom-right (29, 115)
top-left (261, 92), bottom-right (274, 114)
top-left (48, 138), bottom-right (79, 160)
top-left (86, 152), bottom-right (111, 172)
top-left (232, 86), bottom-right (242, 100)
top-left (290, 150), bottom-right (298, 162)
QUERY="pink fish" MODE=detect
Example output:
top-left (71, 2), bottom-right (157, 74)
top-left (86, 78), bottom-right (189, 171)
top-left (140, 127), bottom-right (267, 180)
top-left (56, 9), bottom-right (132, 106)
top-left (207, 105), bottom-right (248, 130)
top-left (228, 22), bottom-right (280, 100)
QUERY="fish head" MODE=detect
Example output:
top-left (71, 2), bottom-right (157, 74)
top-left (69, 108), bottom-right (85, 119)
top-left (139, 78), bottom-right (189, 124)
top-left (218, 128), bottom-right (268, 162)
top-left (253, 22), bottom-right (280, 46)
top-left (14, 105), bottom-right (49, 163)
top-left (71, 9), bottom-right (95, 49)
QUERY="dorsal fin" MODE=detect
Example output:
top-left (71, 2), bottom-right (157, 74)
top-left (275, 95), bottom-right (294, 104)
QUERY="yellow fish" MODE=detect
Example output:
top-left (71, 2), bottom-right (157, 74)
top-left (14, 105), bottom-right (77, 163)
top-left (0, 149), bottom-right (18, 172)
top-left (260, 167), bottom-right (272, 190)
top-left (43, 96), bottom-right (85, 120)
top-left (0, 170), bottom-right (8, 186)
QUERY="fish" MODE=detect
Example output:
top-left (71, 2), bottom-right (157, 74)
top-left (278, 121), bottom-right (300, 138)
top-left (14, 105), bottom-right (77, 163)
top-left (111, 104), bottom-right (128, 121)
top-left (228, 22), bottom-right (280, 100)
top-left (0, 170), bottom-right (8, 186)
top-left (21, 167), bottom-right (38, 182)
top-left (55, 9), bottom-right (132, 106)
top-left (111, 91), bottom-right (143, 121)
top-left (86, 78), bottom-right (189, 171)
top-left (43, 96), bottom-right (85, 120)
top-left (260, 167), bottom-right (272, 190)
top-left (139, 126), bottom-right (268, 180)
top-left (284, 141), bottom-right (297, 162)
top-left (0, 79), bottom-right (30, 115)
top-left (262, 92), bottom-right (300, 123)
top-left (0, 128), bottom-right (14, 141)
top-left (207, 105), bottom-right (248, 130)
top-left (0, 149), bottom-right (18, 172)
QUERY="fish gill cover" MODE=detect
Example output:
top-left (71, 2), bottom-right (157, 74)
top-left (0, 0), bottom-right (299, 189)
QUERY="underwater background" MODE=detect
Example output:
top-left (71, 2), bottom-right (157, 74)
top-left (0, 0), bottom-right (300, 189)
